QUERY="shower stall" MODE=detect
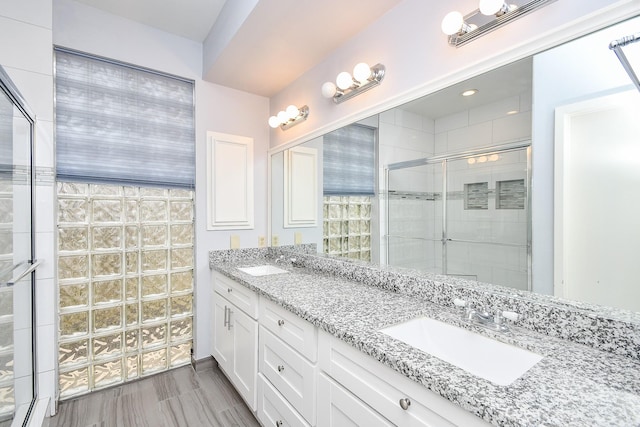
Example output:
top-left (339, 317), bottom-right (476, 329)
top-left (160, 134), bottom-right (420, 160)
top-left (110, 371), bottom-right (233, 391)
top-left (385, 142), bottom-right (531, 291)
top-left (0, 67), bottom-right (39, 426)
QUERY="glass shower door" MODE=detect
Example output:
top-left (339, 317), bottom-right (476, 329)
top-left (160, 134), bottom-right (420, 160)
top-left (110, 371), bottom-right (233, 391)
top-left (444, 148), bottom-right (530, 290)
top-left (0, 67), bottom-right (37, 426)
top-left (386, 161), bottom-right (442, 272)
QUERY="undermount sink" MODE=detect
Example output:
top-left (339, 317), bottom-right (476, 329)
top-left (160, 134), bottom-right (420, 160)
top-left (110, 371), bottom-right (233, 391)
top-left (237, 265), bottom-right (289, 276)
top-left (380, 317), bottom-right (543, 386)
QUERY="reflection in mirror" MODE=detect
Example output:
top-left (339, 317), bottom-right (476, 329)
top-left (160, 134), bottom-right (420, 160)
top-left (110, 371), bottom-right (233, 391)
top-left (270, 15), bottom-right (640, 315)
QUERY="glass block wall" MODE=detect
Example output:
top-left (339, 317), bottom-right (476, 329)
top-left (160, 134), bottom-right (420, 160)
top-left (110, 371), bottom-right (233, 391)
top-left (57, 182), bottom-right (194, 398)
top-left (323, 196), bottom-right (372, 261)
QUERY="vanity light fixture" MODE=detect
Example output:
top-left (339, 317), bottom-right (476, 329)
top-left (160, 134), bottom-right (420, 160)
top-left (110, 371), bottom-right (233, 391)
top-left (442, 0), bottom-right (556, 47)
top-left (321, 62), bottom-right (386, 104)
top-left (268, 104), bottom-right (309, 130)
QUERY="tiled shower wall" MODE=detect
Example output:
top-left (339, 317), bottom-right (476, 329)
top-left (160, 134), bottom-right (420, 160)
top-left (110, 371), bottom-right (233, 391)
top-left (383, 93), bottom-right (531, 289)
top-left (56, 182), bottom-right (194, 398)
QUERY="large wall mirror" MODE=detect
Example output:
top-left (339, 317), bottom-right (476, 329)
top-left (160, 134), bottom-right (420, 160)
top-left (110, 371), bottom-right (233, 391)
top-left (270, 15), bottom-right (640, 315)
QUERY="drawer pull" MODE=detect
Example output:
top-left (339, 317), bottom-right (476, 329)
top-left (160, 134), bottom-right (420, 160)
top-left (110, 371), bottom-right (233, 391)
top-left (277, 319), bottom-right (285, 326)
top-left (276, 421), bottom-right (283, 427)
top-left (277, 365), bottom-right (285, 373)
top-left (399, 398), bottom-right (411, 410)
top-left (227, 288), bottom-right (232, 293)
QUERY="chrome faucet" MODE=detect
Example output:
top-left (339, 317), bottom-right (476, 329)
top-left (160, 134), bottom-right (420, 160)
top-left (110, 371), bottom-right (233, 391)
top-left (453, 298), bottom-right (519, 333)
top-left (274, 255), bottom-right (285, 264)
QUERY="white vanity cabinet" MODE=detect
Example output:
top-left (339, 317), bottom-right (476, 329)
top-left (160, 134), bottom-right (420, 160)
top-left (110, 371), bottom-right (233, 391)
top-left (318, 330), bottom-right (492, 427)
top-left (211, 272), bottom-right (259, 410)
top-left (257, 298), bottom-right (318, 427)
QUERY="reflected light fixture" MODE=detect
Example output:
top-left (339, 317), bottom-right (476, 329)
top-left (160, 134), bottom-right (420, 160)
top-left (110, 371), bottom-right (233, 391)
top-left (442, 0), bottom-right (556, 47)
top-left (268, 104), bottom-right (309, 130)
top-left (322, 62), bottom-right (386, 104)
top-left (461, 89), bottom-right (478, 97)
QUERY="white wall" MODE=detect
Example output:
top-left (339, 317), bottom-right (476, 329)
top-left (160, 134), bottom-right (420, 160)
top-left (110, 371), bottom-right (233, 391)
top-left (0, 0), bottom-right (56, 412)
top-left (53, 0), bottom-right (270, 364)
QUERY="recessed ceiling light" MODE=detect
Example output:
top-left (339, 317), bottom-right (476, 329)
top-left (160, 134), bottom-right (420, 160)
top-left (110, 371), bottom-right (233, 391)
top-left (461, 89), bottom-right (478, 97)
top-left (506, 110), bottom-right (519, 115)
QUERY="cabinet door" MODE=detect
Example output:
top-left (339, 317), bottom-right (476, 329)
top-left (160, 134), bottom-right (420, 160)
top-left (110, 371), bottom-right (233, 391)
top-left (212, 295), bottom-right (232, 367)
top-left (317, 373), bottom-right (392, 427)
top-left (231, 306), bottom-right (258, 411)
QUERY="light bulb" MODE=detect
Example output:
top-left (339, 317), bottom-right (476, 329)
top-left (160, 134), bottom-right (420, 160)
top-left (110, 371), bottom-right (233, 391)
top-left (488, 154), bottom-right (500, 162)
top-left (321, 81), bottom-right (337, 98)
top-left (479, 0), bottom-right (505, 15)
top-left (277, 110), bottom-right (288, 124)
top-left (467, 158), bottom-right (476, 165)
top-left (353, 63), bottom-right (372, 84)
top-left (477, 156), bottom-right (488, 163)
top-left (268, 116), bottom-right (280, 128)
top-left (441, 11), bottom-right (464, 35)
top-left (336, 71), bottom-right (354, 90)
top-left (285, 105), bottom-right (299, 120)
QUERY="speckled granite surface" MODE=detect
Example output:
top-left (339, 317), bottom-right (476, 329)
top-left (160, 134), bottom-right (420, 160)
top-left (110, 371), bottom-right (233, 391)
top-left (209, 248), bottom-right (640, 426)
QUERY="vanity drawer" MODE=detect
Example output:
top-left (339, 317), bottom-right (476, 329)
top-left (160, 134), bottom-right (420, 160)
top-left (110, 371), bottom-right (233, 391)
top-left (317, 373), bottom-right (393, 427)
top-left (260, 326), bottom-right (316, 425)
top-left (213, 271), bottom-right (258, 319)
top-left (260, 298), bottom-right (318, 362)
top-left (257, 374), bottom-right (310, 427)
top-left (318, 331), bottom-right (491, 427)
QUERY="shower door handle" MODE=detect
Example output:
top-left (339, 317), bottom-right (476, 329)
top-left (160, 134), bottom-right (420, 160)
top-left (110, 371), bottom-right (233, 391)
top-left (2, 259), bottom-right (42, 288)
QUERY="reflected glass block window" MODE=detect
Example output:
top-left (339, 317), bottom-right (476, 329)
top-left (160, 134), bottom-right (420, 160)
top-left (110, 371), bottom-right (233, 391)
top-left (57, 183), bottom-right (194, 398)
top-left (322, 196), bottom-right (372, 261)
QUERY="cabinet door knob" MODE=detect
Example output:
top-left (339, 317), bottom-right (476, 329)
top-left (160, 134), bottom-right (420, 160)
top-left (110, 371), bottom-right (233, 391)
top-left (277, 319), bottom-right (285, 326)
top-left (276, 421), bottom-right (283, 427)
top-left (399, 398), bottom-right (411, 410)
top-left (277, 365), bottom-right (285, 373)
top-left (227, 288), bottom-right (232, 293)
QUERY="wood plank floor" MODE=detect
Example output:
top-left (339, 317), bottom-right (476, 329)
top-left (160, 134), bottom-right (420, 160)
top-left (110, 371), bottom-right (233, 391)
top-left (44, 364), bottom-right (260, 427)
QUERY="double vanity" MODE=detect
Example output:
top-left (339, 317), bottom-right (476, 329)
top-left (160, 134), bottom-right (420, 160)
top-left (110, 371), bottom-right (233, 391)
top-left (209, 246), bottom-right (640, 426)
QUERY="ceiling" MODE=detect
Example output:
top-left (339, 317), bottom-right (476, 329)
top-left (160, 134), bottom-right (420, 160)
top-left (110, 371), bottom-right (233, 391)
top-left (402, 57), bottom-right (533, 120)
top-left (74, 0), bottom-right (227, 42)
top-left (72, 0), bottom-right (404, 97)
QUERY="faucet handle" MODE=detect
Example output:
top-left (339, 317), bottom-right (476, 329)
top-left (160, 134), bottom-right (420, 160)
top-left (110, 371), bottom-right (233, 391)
top-left (501, 311), bottom-right (520, 322)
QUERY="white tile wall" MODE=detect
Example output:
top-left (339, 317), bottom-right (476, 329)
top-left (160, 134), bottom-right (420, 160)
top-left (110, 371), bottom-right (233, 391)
top-left (0, 17), bottom-right (52, 76)
top-left (0, 0), bottom-right (53, 29)
top-left (492, 112), bottom-right (532, 143)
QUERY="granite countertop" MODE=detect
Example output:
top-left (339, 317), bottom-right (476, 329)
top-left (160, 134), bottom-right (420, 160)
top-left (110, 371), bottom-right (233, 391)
top-left (211, 256), bottom-right (640, 427)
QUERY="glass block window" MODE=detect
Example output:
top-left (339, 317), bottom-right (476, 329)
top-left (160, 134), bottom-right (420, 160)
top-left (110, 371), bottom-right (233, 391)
top-left (57, 182), bottom-right (194, 398)
top-left (323, 196), bottom-right (372, 261)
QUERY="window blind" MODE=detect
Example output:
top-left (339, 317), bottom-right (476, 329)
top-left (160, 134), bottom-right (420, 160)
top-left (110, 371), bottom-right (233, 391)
top-left (323, 124), bottom-right (375, 195)
top-left (55, 48), bottom-right (195, 189)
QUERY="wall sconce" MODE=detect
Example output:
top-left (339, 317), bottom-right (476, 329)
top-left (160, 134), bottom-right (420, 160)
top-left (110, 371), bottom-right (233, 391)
top-left (268, 105), bottom-right (309, 130)
top-left (442, 0), bottom-right (556, 47)
top-left (321, 62), bottom-right (386, 104)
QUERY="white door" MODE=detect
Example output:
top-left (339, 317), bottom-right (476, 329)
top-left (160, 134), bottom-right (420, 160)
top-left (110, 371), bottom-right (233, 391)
top-left (231, 306), bottom-right (257, 410)
top-left (554, 89), bottom-right (640, 311)
top-left (212, 295), bottom-right (232, 366)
